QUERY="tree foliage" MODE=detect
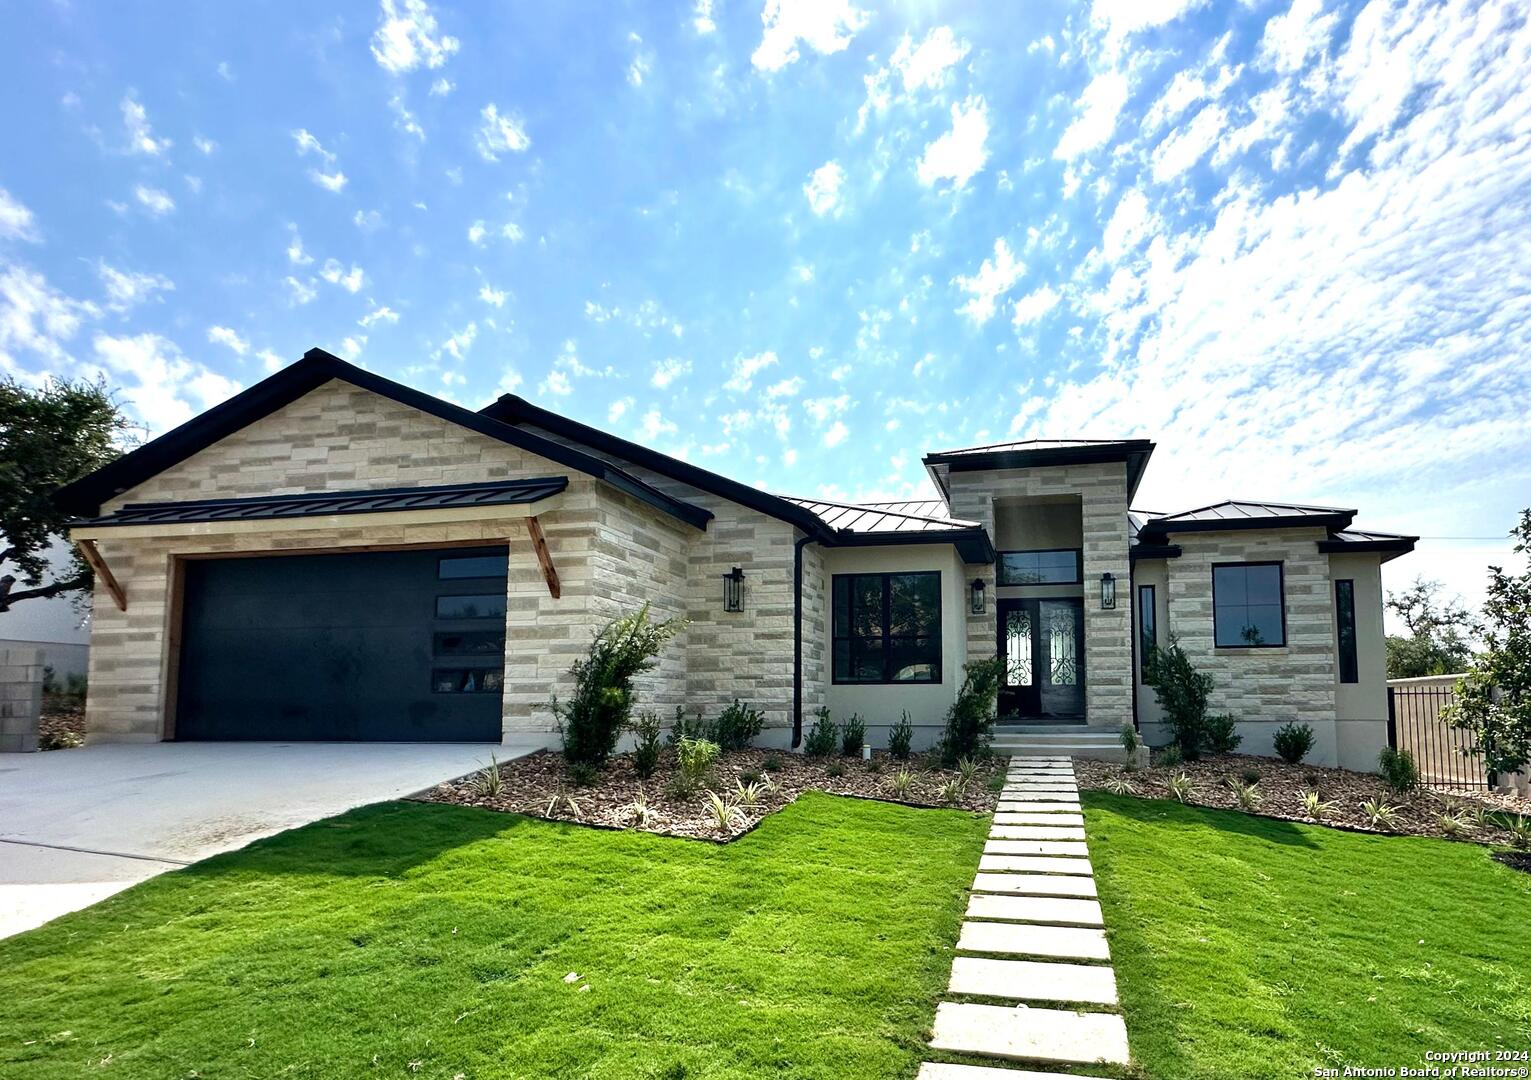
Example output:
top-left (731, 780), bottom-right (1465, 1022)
top-left (1384, 578), bottom-right (1474, 678)
top-left (0, 377), bottom-right (132, 611)
top-left (1443, 509), bottom-right (1531, 775)
top-left (938, 657), bottom-right (1004, 766)
top-left (1145, 635), bottom-right (1216, 760)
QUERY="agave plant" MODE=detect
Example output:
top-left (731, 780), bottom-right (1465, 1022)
top-left (937, 779), bottom-right (964, 806)
top-left (1300, 788), bottom-right (1333, 822)
top-left (735, 779), bottom-right (764, 809)
top-left (472, 754), bottom-right (504, 798)
top-left (1436, 812), bottom-right (1468, 838)
top-left (956, 757), bottom-right (980, 787)
top-left (890, 769), bottom-right (916, 798)
top-left (1233, 780), bottom-right (1262, 812)
top-left (544, 789), bottom-right (586, 821)
top-left (1104, 774), bottom-right (1136, 796)
top-left (702, 790), bottom-right (744, 830)
top-left (1167, 772), bottom-right (1194, 804)
top-left (1503, 814), bottom-right (1531, 850)
top-left (1361, 797), bottom-right (1399, 831)
top-left (618, 791), bottom-right (657, 828)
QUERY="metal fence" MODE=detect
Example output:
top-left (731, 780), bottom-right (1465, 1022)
top-left (1386, 677), bottom-right (1488, 792)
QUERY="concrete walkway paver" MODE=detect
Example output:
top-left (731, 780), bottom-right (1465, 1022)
top-left (921, 756), bottom-right (1130, 1075)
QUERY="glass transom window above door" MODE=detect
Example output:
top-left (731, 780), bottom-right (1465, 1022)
top-left (997, 549), bottom-right (1082, 586)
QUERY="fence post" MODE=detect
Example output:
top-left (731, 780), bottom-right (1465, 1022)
top-left (1385, 685), bottom-right (1397, 750)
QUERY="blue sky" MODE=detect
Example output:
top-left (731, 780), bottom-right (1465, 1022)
top-left (2, 0), bottom-right (1528, 618)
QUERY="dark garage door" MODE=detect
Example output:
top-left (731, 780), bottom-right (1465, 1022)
top-left (176, 546), bottom-right (508, 741)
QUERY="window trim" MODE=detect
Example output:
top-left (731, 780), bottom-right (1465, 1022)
top-left (1138, 584), bottom-right (1157, 684)
top-left (1335, 578), bottom-right (1359, 684)
top-left (1211, 561), bottom-right (1287, 649)
top-left (996, 548), bottom-right (1084, 587)
top-left (831, 571), bottom-right (943, 685)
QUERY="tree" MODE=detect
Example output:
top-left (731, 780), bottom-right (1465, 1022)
top-left (1144, 634), bottom-right (1215, 760)
top-left (1443, 509), bottom-right (1531, 775)
top-left (0, 378), bottom-right (132, 612)
top-left (1384, 578), bottom-right (1474, 678)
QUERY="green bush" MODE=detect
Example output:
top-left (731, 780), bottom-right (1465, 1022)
top-left (1145, 635), bottom-right (1215, 760)
top-left (713, 699), bottom-right (765, 751)
top-left (762, 754), bottom-right (783, 772)
top-left (566, 761), bottom-right (599, 787)
top-left (1154, 744), bottom-right (1184, 768)
top-left (554, 604), bottom-right (686, 768)
top-left (1206, 713), bottom-right (1242, 754)
top-left (1272, 721), bottom-right (1316, 765)
top-left (939, 658), bottom-right (1005, 767)
top-left (841, 713), bottom-right (866, 757)
top-left (629, 710), bottom-right (663, 779)
top-left (669, 736), bottom-right (720, 797)
top-left (668, 705), bottom-right (709, 744)
top-left (1119, 722), bottom-right (1140, 753)
top-left (888, 711), bottom-right (914, 760)
top-left (826, 762), bottom-right (846, 778)
top-left (1378, 746), bottom-right (1420, 794)
top-left (803, 707), bottom-right (838, 757)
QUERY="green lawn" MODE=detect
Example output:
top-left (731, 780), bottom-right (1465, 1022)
top-left (0, 794), bottom-right (987, 1079)
top-left (1084, 791), bottom-right (1531, 1079)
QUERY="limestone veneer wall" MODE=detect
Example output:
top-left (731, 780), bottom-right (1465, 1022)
top-left (946, 461), bottom-right (1133, 730)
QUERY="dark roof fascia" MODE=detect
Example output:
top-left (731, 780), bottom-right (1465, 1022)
top-left (482, 393), bottom-right (835, 541)
top-left (74, 476), bottom-right (570, 528)
top-left (54, 349), bottom-right (712, 531)
top-left (921, 440), bottom-right (1157, 501)
top-left (1139, 509), bottom-right (1356, 543)
top-left (1317, 536), bottom-right (1418, 562)
top-left (1130, 543), bottom-right (1182, 561)
top-left (825, 527), bottom-right (996, 565)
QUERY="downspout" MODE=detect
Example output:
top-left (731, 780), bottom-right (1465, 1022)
top-left (792, 532), bottom-right (813, 748)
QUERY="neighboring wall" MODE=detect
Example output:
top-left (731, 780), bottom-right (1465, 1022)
top-left (821, 544), bottom-right (967, 751)
top-left (947, 462), bottom-right (1133, 730)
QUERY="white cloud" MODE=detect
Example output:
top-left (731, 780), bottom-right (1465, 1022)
top-left (1055, 72), bottom-right (1130, 161)
top-left (359, 304), bottom-right (399, 328)
top-left (479, 284), bottom-right (507, 307)
top-left (437, 321), bottom-right (477, 361)
top-left (765, 376), bottom-right (804, 398)
top-left (0, 188), bottom-right (39, 242)
top-left (803, 160), bottom-right (846, 216)
top-left (890, 26), bottom-right (968, 91)
top-left (292, 129), bottom-right (346, 191)
top-left (1260, 0), bottom-right (1337, 74)
top-left (804, 393), bottom-right (849, 423)
top-left (1100, 189), bottom-right (1155, 261)
top-left (501, 222), bottom-right (524, 243)
top-left (430, 77), bottom-right (454, 96)
top-left (1090, 0), bottom-right (1208, 59)
top-left (628, 33), bottom-right (653, 87)
top-left (121, 95), bottom-right (171, 155)
top-left (370, 0), bottom-right (460, 74)
top-left (953, 238), bottom-right (1025, 325)
top-left (639, 408), bottom-right (678, 440)
top-left (540, 369), bottom-right (572, 395)
top-left (725, 350), bottom-right (777, 392)
top-left (1012, 285), bottom-right (1061, 327)
top-left (207, 325), bottom-right (249, 355)
top-left (916, 96), bottom-right (990, 190)
top-left (693, 0), bottom-right (716, 34)
top-left (608, 396), bottom-right (634, 422)
top-left (1151, 103), bottom-right (1226, 182)
top-left (467, 220), bottom-right (487, 246)
top-left (319, 259), bottom-right (365, 293)
top-left (0, 265), bottom-right (96, 366)
top-left (286, 226), bottom-right (313, 266)
top-left (339, 335), bottom-right (367, 361)
top-left (257, 348), bottom-right (284, 372)
top-left (822, 420), bottom-right (849, 447)
top-left (284, 276), bottom-right (317, 305)
top-left (476, 104), bottom-right (531, 160)
top-left (90, 332), bottom-right (241, 435)
top-left (310, 169), bottom-right (348, 193)
top-left (194, 135), bottom-right (217, 155)
top-left (96, 262), bottom-right (174, 311)
top-left (133, 185), bottom-right (175, 216)
top-left (651, 356), bottom-right (691, 388)
top-left (354, 209), bottom-right (384, 231)
top-left (751, 0), bottom-right (869, 72)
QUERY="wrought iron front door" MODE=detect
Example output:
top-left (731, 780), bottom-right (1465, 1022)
top-left (996, 598), bottom-right (1086, 721)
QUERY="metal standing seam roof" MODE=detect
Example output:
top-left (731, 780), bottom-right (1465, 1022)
top-left (925, 437), bottom-right (1140, 458)
top-left (1144, 499), bottom-right (1356, 526)
top-left (779, 495), bottom-right (979, 534)
top-left (73, 477), bottom-right (570, 528)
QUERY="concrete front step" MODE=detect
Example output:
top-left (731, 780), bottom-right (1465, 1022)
top-left (995, 802), bottom-right (1081, 814)
top-left (966, 892), bottom-right (1103, 926)
top-left (978, 854), bottom-right (1094, 875)
top-left (918, 1063), bottom-right (1114, 1080)
top-left (994, 812), bottom-right (1085, 827)
top-left (929, 1001), bottom-right (1131, 1067)
top-left (983, 839), bottom-right (1090, 857)
top-left (973, 872), bottom-right (1098, 898)
top-left (949, 954), bottom-right (1118, 1004)
top-left (958, 920), bottom-right (1110, 961)
top-left (990, 824), bottom-right (1086, 840)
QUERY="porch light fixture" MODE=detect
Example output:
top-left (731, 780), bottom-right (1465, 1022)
top-left (723, 566), bottom-right (745, 612)
top-left (970, 578), bottom-right (986, 615)
top-left (1100, 572), bottom-right (1117, 610)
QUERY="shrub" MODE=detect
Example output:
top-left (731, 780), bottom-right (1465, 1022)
top-left (738, 769), bottom-right (762, 785)
top-left (1437, 812), bottom-right (1468, 838)
top-left (890, 769), bottom-right (915, 797)
top-left (713, 699), bottom-right (765, 751)
top-left (956, 756), bottom-right (979, 787)
top-left (555, 604), bottom-right (686, 768)
top-left (762, 754), bottom-right (783, 773)
top-left (1119, 723), bottom-right (1140, 754)
top-left (1240, 768), bottom-right (1262, 785)
top-left (826, 762), bottom-right (846, 778)
top-left (937, 779), bottom-right (964, 805)
top-left (803, 707), bottom-right (838, 757)
top-left (37, 727), bottom-right (84, 751)
top-left (1272, 722), bottom-right (1316, 765)
top-left (1377, 746), bottom-right (1420, 794)
top-left (1145, 635), bottom-right (1215, 760)
top-left (938, 657), bottom-right (1005, 766)
top-left (1504, 814), bottom-right (1531, 850)
top-left (866, 759), bottom-right (882, 774)
top-left (702, 790), bottom-right (743, 830)
top-left (629, 710), bottom-right (663, 779)
top-left (841, 714), bottom-right (866, 757)
top-left (471, 755), bottom-right (504, 798)
top-left (1300, 788), bottom-right (1332, 822)
top-left (1167, 772), bottom-right (1194, 803)
top-left (669, 705), bottom-right (709, 744)
top-left (566, 761), bottom-right (599, 787)
top-left (1154, 744), bottom-right (1184, 768)
top-left (888, 711), bottom-right (914, 760)
top-left (1206, 713), bottom-right (1242, 755)
top-left (734, 779), bottom-right (764, 809)
top-left (1233, 780), bottom-right (1262, 811)
top-left (669, 736), bottom-right (720, 797)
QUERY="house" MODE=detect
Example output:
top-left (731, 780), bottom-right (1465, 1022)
top-left (54, 348), bottom-right (1414, 768)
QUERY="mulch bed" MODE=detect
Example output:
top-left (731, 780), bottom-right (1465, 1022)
top-left (37, 698), bottom-right (86, 750)
top-left (1074, 752), bottom-right (1531, 846)
top-left (1492, 852), bottom-right (1531, 875)
top-left (423, 747), bottom-right (1004, 842)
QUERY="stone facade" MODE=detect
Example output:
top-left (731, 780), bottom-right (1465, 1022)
top-left (0, 646), bottom-right (44, 752)
top-left (945, 462), bottom-right (1134, 730)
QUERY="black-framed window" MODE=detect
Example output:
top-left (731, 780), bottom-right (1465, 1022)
top-left (997, 549), bottom-right (1082, 586)
top-left (1212, 562), bottom-right (1286, 648)
top-left (439, 553), bottom-right (509, 579)
top-left (832, 571), bottom-right (941, 684)
top-left (432, 667), bottom-right (503, 694)
top-left (435, 593), bottom-right (507, 620)
top-left (1138, 584), bottom-right (1157, 684)
top-left (1335, 579), bottom-right (1358, 683)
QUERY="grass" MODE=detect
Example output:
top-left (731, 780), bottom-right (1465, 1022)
top-left (1083, 791), bottom-right (1531, 1079)
top-left (0, 793), bottom-right (988, 1079)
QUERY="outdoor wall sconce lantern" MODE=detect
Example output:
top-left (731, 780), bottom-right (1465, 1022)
top-left (970, 578), bottom-right (986, 615)
top-left (1100, 572), bottom-right (1117, 610)
top-left (723, 566), bottom-right (745, 612)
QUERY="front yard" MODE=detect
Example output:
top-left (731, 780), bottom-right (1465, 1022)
top-left (0, 793), bottom-right (986, 1079)
top-left (1085, 790), bottom-right (1531, 1079)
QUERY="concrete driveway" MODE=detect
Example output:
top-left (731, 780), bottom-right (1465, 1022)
top-left (0, 740), bottom-right (538, 939)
